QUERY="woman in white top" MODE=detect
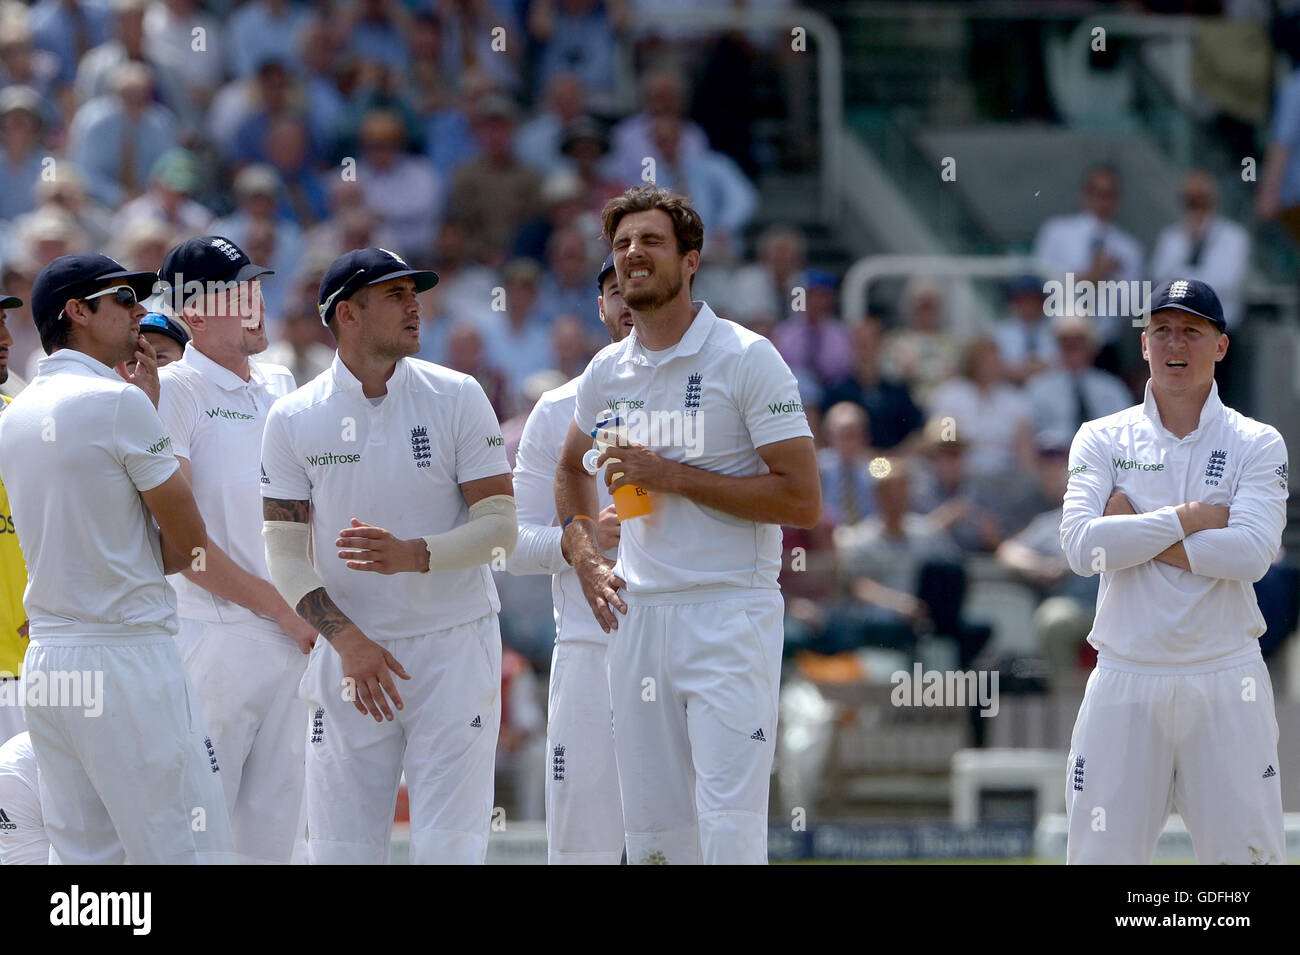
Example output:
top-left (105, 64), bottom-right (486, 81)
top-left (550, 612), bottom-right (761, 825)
top-left (927, 336), bottom-right (1035, 479)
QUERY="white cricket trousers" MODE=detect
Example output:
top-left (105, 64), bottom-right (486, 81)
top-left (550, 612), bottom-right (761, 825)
top-left (300, 613), bottom-right (501, 865)
top-left (546, 639), bottom-right (623, 864)
top-left (176, 617), bottom-right (308, 864)
top-left (23, 633), bottom-right (235, 864)
top-left (1066, 646), bottom-right (1285, 865)
top-left (609, 590), bottom-right (784, 865)
top-left (0, 677), bottom-right (26, 745)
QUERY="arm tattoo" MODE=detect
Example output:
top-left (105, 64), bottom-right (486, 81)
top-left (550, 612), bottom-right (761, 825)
top-left (263, 497), bottom-right (310, 523)
top-left (295, 587), bottom-right (357, 644)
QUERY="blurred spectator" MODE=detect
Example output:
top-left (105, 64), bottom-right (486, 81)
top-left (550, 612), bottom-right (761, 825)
top-left (732, 223), bottom-right (805, 326)
top-left (263, 115), bottom-right (329, 226)
top-left (343, 0), bottom-right (412, 70)
top-left (534, 226), bottom-right (593, 329)
top-left (480, 258), bottom-right (556, 399)
top-left (528, 0), bottom-right (626, 104)
top-left (67, 61), bottom-right (177, 206)
top-left (295, 17), bottom-right (346, 150)
top-left (427, 219), bottom-right (497, 331)
top-left (1032, 164), bottom-right (1143, 361)
top-left (610, 65), bottom-right (709, 185)
top-left (549, 313), bottom-right (595, 380)
top-left (511, 169), bottom-right (587, 264)
top-left (640, 112), bottom-right (757, 258)
top-left (444, 322), bottom-right (510, 418)
top-left (559, 116), bottom-right (623, 216)
top-left (772, 269), bottom-right (853, 389)
top-left (75, 0), bottom-right (184, 116)
top-left (817, 402), bottom-right (877, 529)
top-left (110, 216), bottom-right (174, 271)
top-left (213, 164), bottom-right (304, 298)
top-left (927, 337), bottom-right (1035, 478)
top-left (109, 148), bottom-right (214, 236)
top-left (821, 317), bottom-right (923, 451)
top-left (401, 11), bottom-right (455, 118)
top-left (995, 431), bottom-right (1098, 684)
top-left (423, 68), bottom-right (494, 180)
top-left (24, 163), bottom-right (112, 250)
top-left (228, 59), bottom-right (309, 165)
top-left (355, 109), bottom-right (444, 259)
top-left (0, 86), bottom-right (49, 224)
top-left (1256, 52), bottom-right (1300, 244)
top-left (0, 4), bottom-right (61, 100)
top-left (226, 0), bottom-right (310, 79)
top-left (881, 278), bottom-right (961, 407)
top-left (437, 0), bottom-right (522, 93)
top-left (142, 0), bottom-right (224, 117)
top-left (827, 457), bottom-right (991, 669)
top-left (447, 94), bottom-right (542, 267)
top-left (262, 295), bottom-right (335, 385)
top-left (1150, 170), bottom-right (1250, 330)
top-left (28, 0), bottom-right (111, 89)
top-left (993, 273), bottom-right (1059, 385)
top-left (492, 647), bottom-right (546, 819)
top-left (303, 179), bottom-right (399, 264)
top-left (911, 419), bottom-right (1037, 555)
top-left (412, 277), bottom-right (455, 365)
top-left (1024, 314), bottom-right (1133, 439)
top-left (515, 71), bottom-right (588, 174)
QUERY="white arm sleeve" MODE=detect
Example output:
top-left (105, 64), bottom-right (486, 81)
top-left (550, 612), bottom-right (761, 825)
top-left (421, 494), bottom-right (518, 573)
top-left (263, 521), bottom-right (326, 610)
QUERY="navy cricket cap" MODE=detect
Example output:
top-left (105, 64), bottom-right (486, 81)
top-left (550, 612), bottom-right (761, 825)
top-left (159, 236), bottom-right (273, 313)
top-left (596, 252), bottom-right (616, 292)
top-left (1147, 278), bottom-right (1226, 332)
top-left (30, 253), bottom-right (157, 335)
top-left (0, 291), bottom-right (20, 310)
top-left (317, 247), bottom-right (438, 325)
top-left (139, 312), bottom-right (190, 348)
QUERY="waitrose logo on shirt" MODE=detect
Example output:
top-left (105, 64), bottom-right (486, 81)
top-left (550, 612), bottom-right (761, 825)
top-left (768, 399), bottom-right (804, 415)
top-left (1113, 458), bottom-right (1164, 472)
top-left (306, 451), bottom-right (363, 466)
top-left (205, 407), bottom-right (255, 420)
top-left (146, 436), bottom-right (172, 455)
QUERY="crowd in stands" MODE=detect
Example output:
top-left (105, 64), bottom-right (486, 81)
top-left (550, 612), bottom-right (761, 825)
top-left (2, 0), bottom-right (1295, 697)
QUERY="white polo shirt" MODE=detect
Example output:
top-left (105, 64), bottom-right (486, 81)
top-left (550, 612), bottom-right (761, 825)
top-left (159, 347), bottom-right (296, 629)
top-left (572, 302), bottom-right (813, 599)
top-left (260, 354), bottom-right (511, 639)
top-left (506, 377), bottom-right (614, 644)
top-left (0, 349), bottom-right (180, 638)
top-left (1061, 380), bottom-right (1288, 666)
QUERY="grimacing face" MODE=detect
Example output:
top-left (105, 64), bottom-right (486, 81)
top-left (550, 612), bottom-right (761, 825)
top-left (612, 209), bottom-right (695, 313)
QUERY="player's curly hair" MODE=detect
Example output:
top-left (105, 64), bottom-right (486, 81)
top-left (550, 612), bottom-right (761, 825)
top-left (600, 186), bottom-right (704, 257)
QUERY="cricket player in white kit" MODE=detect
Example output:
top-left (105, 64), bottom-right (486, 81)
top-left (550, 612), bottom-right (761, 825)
top-left (0, 732), bottom-right (48, 865)
top-left (1061, 278), bottom-right (1287, 865)
top-left (0, 254), bottom-right (234, 864)
top-left (261, 248), bottom-right (516, 865)
top-left (507, 253), bottom-right (631, 864)
top-left (556, 188), bottom-right (822, 865)
top-left (157, 237), bottom-right (317, 864)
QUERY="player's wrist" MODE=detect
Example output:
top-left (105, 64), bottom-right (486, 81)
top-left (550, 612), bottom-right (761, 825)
top-left (408, 536), bottom-right (431, 573)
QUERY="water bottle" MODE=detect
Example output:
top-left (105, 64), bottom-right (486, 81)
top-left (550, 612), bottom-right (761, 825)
top-left (582, 409), bottom-right (653, 521)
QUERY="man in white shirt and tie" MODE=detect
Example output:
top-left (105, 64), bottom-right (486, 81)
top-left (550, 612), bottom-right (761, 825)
top-left (1033, 164), bottom-right (1144, 371)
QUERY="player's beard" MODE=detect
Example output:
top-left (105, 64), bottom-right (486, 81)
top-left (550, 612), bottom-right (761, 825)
top-left (624, 269), bottom-right (684, 312)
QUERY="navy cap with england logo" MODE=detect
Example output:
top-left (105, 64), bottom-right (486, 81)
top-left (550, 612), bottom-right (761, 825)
top-left (30, 253), bottom-right (158, 337)
top-left (1147, 278), bottom-right (1227, 333)
top-left (159, 235), bottom-right (273, 313)
top-left (317, 247), bottom-right (438, 325)
top-left (139, 312), bottom-right (191, 348)
top-left (596, 252), bottom-right (616, 292)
